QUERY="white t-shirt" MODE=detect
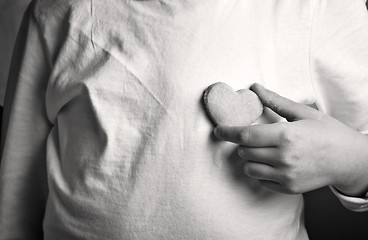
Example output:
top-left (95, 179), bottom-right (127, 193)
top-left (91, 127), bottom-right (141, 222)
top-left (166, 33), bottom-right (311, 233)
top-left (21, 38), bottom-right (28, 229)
top-left (1, 0), bottom-right (368, 239)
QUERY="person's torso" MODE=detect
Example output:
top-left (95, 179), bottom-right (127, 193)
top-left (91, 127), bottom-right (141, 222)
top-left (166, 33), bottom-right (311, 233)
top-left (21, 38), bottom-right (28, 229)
top-left (42, 0), bottom-right (315, 239)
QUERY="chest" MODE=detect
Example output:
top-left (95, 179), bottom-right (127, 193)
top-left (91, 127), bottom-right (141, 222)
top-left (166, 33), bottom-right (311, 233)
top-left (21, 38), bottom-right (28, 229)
top-left (46, 0), bottom-right (316, 122)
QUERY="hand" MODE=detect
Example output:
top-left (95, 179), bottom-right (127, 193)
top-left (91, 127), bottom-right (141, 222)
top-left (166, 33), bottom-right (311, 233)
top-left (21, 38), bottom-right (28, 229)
top-left (214, 83), bottom-right (368, 196)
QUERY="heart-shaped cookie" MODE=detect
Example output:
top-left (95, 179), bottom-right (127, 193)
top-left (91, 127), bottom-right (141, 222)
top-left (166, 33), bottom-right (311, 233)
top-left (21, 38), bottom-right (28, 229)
top-left (203, 82), bottom-right (263, 126)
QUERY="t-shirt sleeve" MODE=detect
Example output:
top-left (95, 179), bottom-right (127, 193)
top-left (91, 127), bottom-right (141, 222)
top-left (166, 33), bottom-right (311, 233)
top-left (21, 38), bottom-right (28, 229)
top-left (310, 0), bottom-right (368, 211)
top-left (330, 186), bottom-right (368, 212)
top-left (0, 2), bottom-right (52, 238)
top-left (0, 0), bottom-right (31, 106)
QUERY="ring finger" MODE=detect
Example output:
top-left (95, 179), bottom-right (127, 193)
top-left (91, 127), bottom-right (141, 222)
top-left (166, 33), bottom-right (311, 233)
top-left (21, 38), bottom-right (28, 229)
top-left (244, 161), bottom-right (281, 182)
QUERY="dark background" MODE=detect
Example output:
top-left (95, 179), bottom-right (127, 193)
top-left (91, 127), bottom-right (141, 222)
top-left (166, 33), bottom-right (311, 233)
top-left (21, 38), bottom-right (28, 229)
top-left (304, 188), bottom-right (368, 239)
top-left (1, 1), bottom-right (368, 239)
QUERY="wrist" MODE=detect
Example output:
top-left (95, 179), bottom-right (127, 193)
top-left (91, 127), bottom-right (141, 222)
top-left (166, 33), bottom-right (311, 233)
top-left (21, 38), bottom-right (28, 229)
top-left (333, 182), bottom-right (368, 198)
top-left (333, 134), bottom-right (368, 197)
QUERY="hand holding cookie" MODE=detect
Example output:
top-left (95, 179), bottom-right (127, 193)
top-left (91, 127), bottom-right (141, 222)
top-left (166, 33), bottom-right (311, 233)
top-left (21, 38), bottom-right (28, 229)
top-left (203, 82), bottom-right (263, 126)
top-left (212, 83), bottom-right (368, 196)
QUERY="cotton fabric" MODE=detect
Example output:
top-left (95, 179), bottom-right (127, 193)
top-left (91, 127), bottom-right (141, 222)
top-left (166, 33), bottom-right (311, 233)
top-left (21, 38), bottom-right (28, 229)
top-left (1, 0), bottom-right (368, 239)
top-left (0, 0), bottom-right (31, 106)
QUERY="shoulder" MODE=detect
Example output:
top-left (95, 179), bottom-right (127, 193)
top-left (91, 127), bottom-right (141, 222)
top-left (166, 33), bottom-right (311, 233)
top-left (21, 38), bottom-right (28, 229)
top-left (32, 0), bottom-right (91, 27)
top-left (26, 0), bottom-right (94, 65)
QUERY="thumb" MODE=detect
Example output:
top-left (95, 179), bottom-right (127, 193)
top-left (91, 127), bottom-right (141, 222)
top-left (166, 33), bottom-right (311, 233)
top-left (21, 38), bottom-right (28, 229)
top-left (250, 83), bottom-right (322, 121)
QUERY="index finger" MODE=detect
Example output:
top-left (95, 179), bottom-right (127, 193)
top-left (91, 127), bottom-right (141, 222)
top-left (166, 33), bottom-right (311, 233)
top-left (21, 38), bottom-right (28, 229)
top-left (250, 83), bottom-right (322, 121)
top-left (214, 123), bottom-right (286, 147)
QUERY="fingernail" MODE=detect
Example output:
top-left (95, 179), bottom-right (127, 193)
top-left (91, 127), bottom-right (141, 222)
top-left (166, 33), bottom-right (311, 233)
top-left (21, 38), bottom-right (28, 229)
top-left (213, 127), bottom-right (221, 139)
top-left (213, 127), bottom-right (219, 137)
top-left (250, 83), bottom-right (262, 92)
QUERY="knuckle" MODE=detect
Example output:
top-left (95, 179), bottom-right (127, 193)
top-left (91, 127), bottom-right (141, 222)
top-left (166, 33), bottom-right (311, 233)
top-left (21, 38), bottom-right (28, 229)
top-left (244, 164), bottom-right (256, 176)
top-left (279, 150), bottom-right (299, 167)
top-left (238, 146), bottom-right (247, 158)
top-left (281, 171), bottom-right (302, 194)
top-left (278, 153), bottom-right (289, 167)
top-left (238, 129), bottom-right (251, 145)
top-left (282, 170), bottom-right (296, 185)
top-left (279, 126), bottom-right (295, 146)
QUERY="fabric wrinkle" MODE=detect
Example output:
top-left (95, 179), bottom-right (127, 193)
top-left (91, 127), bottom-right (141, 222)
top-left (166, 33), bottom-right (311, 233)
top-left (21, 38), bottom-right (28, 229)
top-left (4, 0), bottom-right (368, 239)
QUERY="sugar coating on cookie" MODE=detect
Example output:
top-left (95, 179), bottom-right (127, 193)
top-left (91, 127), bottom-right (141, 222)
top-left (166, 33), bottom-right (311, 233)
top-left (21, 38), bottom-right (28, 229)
top-left (203, 82), bottom-right (263, 126)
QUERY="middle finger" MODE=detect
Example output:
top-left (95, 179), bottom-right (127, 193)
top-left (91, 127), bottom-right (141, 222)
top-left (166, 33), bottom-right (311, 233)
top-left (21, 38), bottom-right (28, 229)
top-left (238, 146), bottom-right (282, 167)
